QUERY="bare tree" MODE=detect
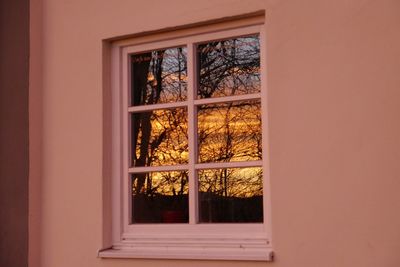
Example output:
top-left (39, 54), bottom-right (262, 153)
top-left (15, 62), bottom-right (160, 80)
top-left (130, 36), bottom-right (263, 223)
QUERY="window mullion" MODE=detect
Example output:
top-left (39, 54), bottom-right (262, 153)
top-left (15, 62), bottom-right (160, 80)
top-left (187, 42), bottom-right (198, 224)
top-left (195, 160), bottom-right (263, 170)
top-left (194, 93), bottom-right (261, 106)
top-left (128, 164), bottom-right (188, 173)
top-left (128, 101), bottom-right (188, 113)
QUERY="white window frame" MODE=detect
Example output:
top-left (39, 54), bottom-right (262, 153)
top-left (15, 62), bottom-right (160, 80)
top-left (100, 19), bottom-right (273, 261)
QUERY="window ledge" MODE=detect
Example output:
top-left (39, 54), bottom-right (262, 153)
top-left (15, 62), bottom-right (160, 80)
top-left (98, 243), bottom-right (273, 261)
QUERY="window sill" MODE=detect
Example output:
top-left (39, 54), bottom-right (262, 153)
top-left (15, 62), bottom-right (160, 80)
top-left (100, 225), bottom-right (273, 261)
top-left (98, 241), bottom-right (273, 261)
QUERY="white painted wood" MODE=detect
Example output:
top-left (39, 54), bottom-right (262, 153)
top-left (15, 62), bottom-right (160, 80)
top-left (128, 101), bottom-right (188, 113)
top-left (123, 25), bottom-right (262, 56)
top-left (126, 48), bottom-right (133, 225)
top-left (187, 42), bottom-right (197, 224)
top-left (111, 44), bottom-right (123, 244)
top-left (99, 246), bottom-right (273, 261)
top-left (260, 24), bottom-right (273, 242)
top-left (108, 19), bottom-right (272, 261)
top-left (124, 223), bottom-right (266, 238)
top-left (128, 161), bottom-right (263, 175)
top-left (121, 48), bottom-right (130, 232)
top-left (128, 164), bottom-right (188, 173)
top-left (195, 160), bottom-right (263, 170)
top-left (194, 93), bottom-right (261, 106)
top-left (125, 38), bottom-right (188, 56)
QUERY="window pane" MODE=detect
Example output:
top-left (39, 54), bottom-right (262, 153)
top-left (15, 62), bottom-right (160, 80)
top-left (197, 35), bottom-right (260, 98)
top-left (198, 167), bottom-right (263, 223)
top-left (132, 171), bottom-right (189, 224)
top-left (131, 47), bottom-right (187, 106)
top-left (198, 100), bottom-right (262, 163)
top-left (131, 108), bottom-right (188, 167)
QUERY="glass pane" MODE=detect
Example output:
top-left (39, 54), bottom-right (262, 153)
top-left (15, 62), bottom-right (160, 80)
top-left (131, 47), bottom-right (187, 106)
top-left (198, 167), bottom-right (263, 223)
top-left (131, 108), bottom-right (188, 167)
top-left (132, 171), bottom-right (189, 223)
top-left (197, 35), bottom-right (260, 98)
top-left (198, 100), bottom-right (262, 163)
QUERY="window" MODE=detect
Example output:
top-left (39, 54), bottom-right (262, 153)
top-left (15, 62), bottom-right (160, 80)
top-left (100, 18), bottom-right (273, 261)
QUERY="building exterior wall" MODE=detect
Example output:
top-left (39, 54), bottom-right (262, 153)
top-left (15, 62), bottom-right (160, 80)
top-left (29, 0), bottom-right (43, 266)
top-left (0, 0), bottom-right (30, 267)
top-left (31, 0), bottom-right (400, 266)
top-left (0, 0), bottom-right (29, 267)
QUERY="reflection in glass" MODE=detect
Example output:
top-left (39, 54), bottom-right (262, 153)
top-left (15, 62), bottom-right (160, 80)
top-left (132, 171), bottom-right (189, 223)
top-left (198, 100), bottom-right (262, 163)
top-left (131, 108), bottom-right (188, 167)
top-left (131, 47), bottom-right (187, 106)
top-left (198, 167), bottom-right (263, 223)
top-left (197, 35), bottom-right (260, 98)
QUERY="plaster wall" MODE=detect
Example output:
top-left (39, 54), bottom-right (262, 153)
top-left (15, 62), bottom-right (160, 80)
top-left (33, 0), bottom-right (400, 266)
top-left (0, 0), bottom-right (29, 266)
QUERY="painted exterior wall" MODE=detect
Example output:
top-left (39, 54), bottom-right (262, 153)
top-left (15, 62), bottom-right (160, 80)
top-left (0, 0), bottom-right (29, 266)
top-left (30, 0), bottom-right (400, 266)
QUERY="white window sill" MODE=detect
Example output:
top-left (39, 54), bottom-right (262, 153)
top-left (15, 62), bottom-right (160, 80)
top-left (99, 225), bottom-right (273, 261)
top-left (98, 242), bottom-right (273, 261)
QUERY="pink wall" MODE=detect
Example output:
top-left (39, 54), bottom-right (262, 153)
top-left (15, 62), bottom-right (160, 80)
top-left (0, 0), bottom-right (29, 266)
top-left (31, 0), bottom-right (400, 266)
top-left (29, 0), bottom-right (43, 266)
